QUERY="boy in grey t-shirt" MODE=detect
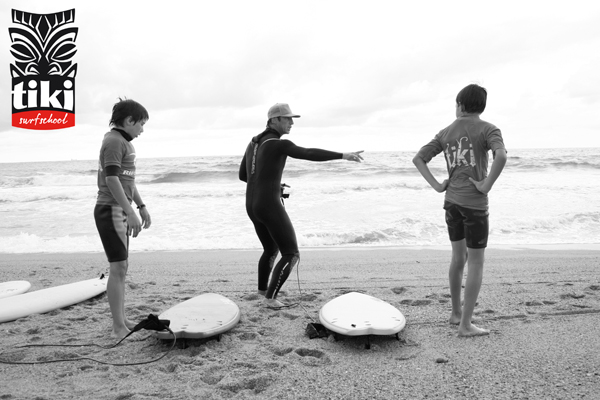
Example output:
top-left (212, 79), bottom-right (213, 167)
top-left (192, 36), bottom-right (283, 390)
top-left (413, 84), bottom-right (507, 337)
top-left (94, 98), bottom-right (151, 340)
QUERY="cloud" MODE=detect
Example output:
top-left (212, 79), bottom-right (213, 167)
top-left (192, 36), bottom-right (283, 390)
top-left (1, 1), bottom-right (600, 163)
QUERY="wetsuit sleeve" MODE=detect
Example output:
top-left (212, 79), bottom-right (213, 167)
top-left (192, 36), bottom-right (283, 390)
top-left (239, 152), bottom-right (248, 182)
top-left (279, 140), bottom-right (343, 161)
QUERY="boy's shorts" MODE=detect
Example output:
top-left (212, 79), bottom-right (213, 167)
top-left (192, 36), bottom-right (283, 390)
top-left (444, 201), bottom-right (489, 249)
top-left (94, 204), bottom-right (129, 262)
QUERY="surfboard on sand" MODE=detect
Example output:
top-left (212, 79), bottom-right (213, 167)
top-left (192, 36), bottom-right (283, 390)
top-left (319, 292), bottom-right (406, 346)
top-left (0, 281), bottom-right (32, 299)
top-left (155, 293), bottom-right (240, 340)
top-left (0, 276), bottom-right (107, 323)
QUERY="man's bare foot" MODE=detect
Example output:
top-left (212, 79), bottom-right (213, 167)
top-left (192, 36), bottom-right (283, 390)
top-left (457, 323), bottom-right (490, 337)
top-left (112, 327), bottom-right (131, 341)
top-left (262, 298), bottom-right (285, 308)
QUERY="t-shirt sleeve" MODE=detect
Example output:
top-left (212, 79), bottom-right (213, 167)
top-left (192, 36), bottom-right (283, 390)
top-left (484, 125), bottom-right (506, 155)
top-left (416, 134), bottom-right (444, 163)
top-left (102, 137), bottom-right (125, 167)
top-left (279, 140), bottom-right (343, 161)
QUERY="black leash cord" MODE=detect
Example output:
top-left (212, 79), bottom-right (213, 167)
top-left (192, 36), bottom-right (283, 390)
top-left (0, 319), bottom-right (177, 366)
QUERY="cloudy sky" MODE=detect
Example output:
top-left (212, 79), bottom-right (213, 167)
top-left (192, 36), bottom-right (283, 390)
top-left (1, 0), bottom-right (599, 163)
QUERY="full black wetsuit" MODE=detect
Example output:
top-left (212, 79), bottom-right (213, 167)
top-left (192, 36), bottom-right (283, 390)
top-left (239, 128), bottom-right (343, 299)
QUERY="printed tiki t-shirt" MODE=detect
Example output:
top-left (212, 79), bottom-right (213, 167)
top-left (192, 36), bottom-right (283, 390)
top-left (416, 115), bottom-right (506, 210)
top-left (96, 130), bottom-right (136, 206)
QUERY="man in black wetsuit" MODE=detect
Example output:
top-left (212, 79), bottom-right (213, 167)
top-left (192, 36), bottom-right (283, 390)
top-left (239, 103), bottom-right (363, 308)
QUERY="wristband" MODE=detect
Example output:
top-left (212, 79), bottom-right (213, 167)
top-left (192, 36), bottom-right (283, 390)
top-left (137, 204), bottom-right (146, 209)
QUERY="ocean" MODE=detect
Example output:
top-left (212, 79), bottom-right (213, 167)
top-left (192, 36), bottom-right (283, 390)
top-left (0, 148), bottom-right (598, 254)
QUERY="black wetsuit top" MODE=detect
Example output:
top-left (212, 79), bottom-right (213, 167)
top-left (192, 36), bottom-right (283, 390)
top-left (239, 128), bottom-right (342, 298)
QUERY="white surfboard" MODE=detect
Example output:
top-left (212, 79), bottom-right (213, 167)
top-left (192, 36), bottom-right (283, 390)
top-left (319, 292), bottom-right (406, 336)
top-left (0, 276), bottom-right (107, 323)
top-left (0, 281), bottom-right (32, 299)
top-left (155, 293), bottom-right (240, 340)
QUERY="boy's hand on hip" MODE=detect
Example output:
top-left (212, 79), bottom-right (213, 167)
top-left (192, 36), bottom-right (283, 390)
top-left (469, 177), bottom-right (490, 194)
top-left (441, 179), bottom-right (449, 192)
top-left (435, 179), bottom-right (449, 193)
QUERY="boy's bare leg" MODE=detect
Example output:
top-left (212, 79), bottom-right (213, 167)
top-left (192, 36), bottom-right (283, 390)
top-left (458, 248), bottom-right (490, 337)
top-left (123, 304), bottom-right (136, 330)
top-left (107, 260), bottom-right (131, 339)
top-left (449, 240), bottom-right (467, 325)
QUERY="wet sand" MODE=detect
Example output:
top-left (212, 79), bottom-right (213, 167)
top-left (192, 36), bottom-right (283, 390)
top-left (1, 247), bottom-right (599, 399)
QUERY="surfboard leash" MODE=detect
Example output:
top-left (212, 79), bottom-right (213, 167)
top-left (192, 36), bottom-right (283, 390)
top-left (294, 259), bottom-right (332, 339)
top-left (0, 314), bottom-right (177, 366)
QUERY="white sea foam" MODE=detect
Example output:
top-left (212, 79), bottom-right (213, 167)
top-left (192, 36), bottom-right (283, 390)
top-left (0, 148), bottom-right (598, 253)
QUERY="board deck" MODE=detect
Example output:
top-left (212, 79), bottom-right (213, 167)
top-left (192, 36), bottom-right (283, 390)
top-left (319, 292), bottom-right (406, 336)
top-left (155, 293), bottom-right (240, 340)
top-left (0, 281), bottom-right (31, 299)
top-left (0, 276), bottom-right (107, 323)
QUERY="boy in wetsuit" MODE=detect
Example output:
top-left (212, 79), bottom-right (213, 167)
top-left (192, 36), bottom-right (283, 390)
top-left (94, 98), bottom-right (151, 339)
top-left (239, 103), bottom-right (363, 308)
top-left (413, 84), bottom-right (507, 337)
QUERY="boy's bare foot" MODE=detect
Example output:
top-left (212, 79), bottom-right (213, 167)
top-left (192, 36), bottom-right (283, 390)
top-left (449, 314), bottom-right (462, 325)
top-left (112, 327), bottom-right (131, 341)
top-left (457, 324), bottom-right (490, 337)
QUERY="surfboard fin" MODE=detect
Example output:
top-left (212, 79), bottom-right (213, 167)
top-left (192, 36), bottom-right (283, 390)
top-left (305, 322), bottom-right (328, 339)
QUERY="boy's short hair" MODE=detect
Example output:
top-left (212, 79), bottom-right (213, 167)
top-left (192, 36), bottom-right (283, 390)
top-left (109, 98), bottom-right (149, 127)
top-left (456, 84), bottom-right (487, 114)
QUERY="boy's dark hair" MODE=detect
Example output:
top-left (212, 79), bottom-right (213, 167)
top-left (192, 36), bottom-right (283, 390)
top-left (456, 84), bottom-right (487, 114)
top-left (109, 98), bottom-right (149, 127)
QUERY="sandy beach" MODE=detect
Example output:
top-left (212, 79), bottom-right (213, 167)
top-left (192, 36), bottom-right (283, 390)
top-left (1, 247), bottom-right (599, 399)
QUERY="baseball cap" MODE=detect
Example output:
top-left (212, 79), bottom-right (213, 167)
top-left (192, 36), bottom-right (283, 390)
top-left (267, 103), bottom-right (301, 119)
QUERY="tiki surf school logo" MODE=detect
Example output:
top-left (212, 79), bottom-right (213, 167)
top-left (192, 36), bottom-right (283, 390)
top-left (9, 9), bottom-right (78, 130)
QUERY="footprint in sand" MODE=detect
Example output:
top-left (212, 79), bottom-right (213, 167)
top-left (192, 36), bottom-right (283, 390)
top-left (391, 287), bottom-right (408, 295)
top-left (217, 371), bottom-right (275, 394)
top-left (294, 348), bottom-right (331, 365)
top-left (298, 293), bottom-right (318, 301)
top-left (159, 363), bottom-right (178, 373)
top-left (237, 332), bottom-right (260, 341)
top-left (241, 293), bottom-right (263, 301)
top-left (525, 300), bottom-right (543, 306)
top-left (400, 299), bottom-right (432, 306)
top-left (280, 312), bottom-right (299, 320)
top-left (271, 346), bottom-right (294, 356)
top-left (560, 293), bottom-right (585, 299)
top-left (337, 289), bottom-right (365, 295)
top-left (200, 366), bottom-right (226, 385)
